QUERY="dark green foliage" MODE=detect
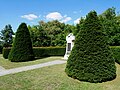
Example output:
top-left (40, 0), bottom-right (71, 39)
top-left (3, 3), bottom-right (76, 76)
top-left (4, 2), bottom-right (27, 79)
top-left (110, 46), bottom-right (120, 64)
top-left (31, 47), bottom-right (65, 58)
top-left (8, 23), bottom-right (34, 62)
top-left (99, 7), bottom-right (120, 46)
top-left (0, 24), bottom-right (14, 47)
top-left (3, 47), bottom-right (65, 59)
top-left (2, 48), bottom-right (11, 59)
top-left (75, 17), bottom-right (85, 36)
top-left (28, 20), bottom-right (66, 47)
top-left (65, 11), bottom-right (116, 83)
top-left (0, 45), bottom-right (3, 54)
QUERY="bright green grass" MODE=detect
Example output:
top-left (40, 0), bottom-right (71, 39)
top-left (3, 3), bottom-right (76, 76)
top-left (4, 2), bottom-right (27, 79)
top-left (0, 63), bottom-right (120, 90)
top-left (0, 54), bottom-right (63, 69)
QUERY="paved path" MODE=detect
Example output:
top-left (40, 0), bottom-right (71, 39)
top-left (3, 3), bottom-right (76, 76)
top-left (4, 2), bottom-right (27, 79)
top-left (0, 60), bottom-right (66, 77)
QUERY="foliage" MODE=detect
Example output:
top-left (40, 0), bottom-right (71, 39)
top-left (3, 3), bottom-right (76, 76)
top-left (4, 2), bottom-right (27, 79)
top-left (110, 46), bottom-right (120, 64)
top-left (3, 47), bottom-right (65, 59)
top-left (75, 17), bottom-right (85, 36)
top-left (8, 23), bottom-right (34, 62)
top-left (28, 20), bottom-right (67, 47)
top-left (0, 42), bottom-right (3, 53)
top-left (65, 11), bottom-right (116, 83)
top-left (2, 47), bottom-right (11, 59)
top-left (33, 47), bottom-right (65, 58)
top-left (27, 8), bottom-right (120, 47)
top-left (0, 24), bottom-right (14, 47)
top-left (0, 46), bottom-right (2, 54)
top-left (99, 7), bottom-right (120, 46)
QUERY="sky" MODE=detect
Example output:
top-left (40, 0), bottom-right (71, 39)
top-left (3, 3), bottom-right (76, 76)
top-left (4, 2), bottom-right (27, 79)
top-left (0, 0), bottom-right (120, 32)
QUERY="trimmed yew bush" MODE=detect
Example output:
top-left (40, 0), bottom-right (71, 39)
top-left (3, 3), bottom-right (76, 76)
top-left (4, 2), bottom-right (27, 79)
top-left (65, 11), bottom-right (116, 83)
top-left (2, 47), bottom-right (11, 59)
top-left (8, 23), bottom-right (34, 62)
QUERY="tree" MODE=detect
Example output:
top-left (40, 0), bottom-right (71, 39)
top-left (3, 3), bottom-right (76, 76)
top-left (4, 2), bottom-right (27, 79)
top-left (65, 11), bottom-right (116, 83)
top-left (0, 24), bottom-right (14, 47)
top-left (8, 23), bottom-right (34, 62)
top-left (29, 20), bottom-right (66, 47)
top-left (99, 7), bottom-right (120, 46)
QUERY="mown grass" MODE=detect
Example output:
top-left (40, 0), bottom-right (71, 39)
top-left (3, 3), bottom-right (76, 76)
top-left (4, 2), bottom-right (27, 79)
top-left (0, 63), bottom-right (120, 90)
top-left (0, 54), bottom-right (63, 69)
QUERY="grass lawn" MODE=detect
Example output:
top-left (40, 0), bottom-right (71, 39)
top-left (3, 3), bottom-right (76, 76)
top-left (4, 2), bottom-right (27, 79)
top-left (0, 54), bottom-right (63, 69)
top-left (0, 62), bottom-right (120, 90)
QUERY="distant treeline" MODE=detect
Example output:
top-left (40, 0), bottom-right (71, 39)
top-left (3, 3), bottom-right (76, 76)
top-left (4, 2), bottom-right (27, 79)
top-left (0, 7), bottom-right (120, 49)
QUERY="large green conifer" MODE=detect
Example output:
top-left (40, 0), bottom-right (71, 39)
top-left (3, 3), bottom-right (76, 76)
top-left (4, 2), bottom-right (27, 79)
top-left (8, 23), bottom-right (34, 62)
top-left (65, 11), bottom-right (116, 83)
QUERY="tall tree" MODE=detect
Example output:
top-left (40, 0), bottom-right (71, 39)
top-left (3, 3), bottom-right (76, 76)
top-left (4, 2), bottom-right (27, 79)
top-left (99, 7), bottom-right (120, 46)
top-left (8, 23), bottom-right (34, 62)
top-left (29, 20), bottom-right (66, 47)
top-left (65, 11), bottom-right (116, 83)
top-left (0, 24), bottom-right (14, 47)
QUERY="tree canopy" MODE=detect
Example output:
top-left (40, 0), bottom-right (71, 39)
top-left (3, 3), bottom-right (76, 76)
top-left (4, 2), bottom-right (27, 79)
top-left (0, 24), bottom-right (14, 47)
top-left (99, 7), bottom-right (120, 46)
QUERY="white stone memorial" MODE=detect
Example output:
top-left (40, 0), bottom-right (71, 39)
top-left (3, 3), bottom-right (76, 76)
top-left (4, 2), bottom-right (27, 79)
top-left (64, 33), bottom-right (75, 60)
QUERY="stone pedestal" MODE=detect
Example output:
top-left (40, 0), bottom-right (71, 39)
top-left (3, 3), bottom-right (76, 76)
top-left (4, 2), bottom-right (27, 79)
top-left (64, 33), bottom-right (75, 60)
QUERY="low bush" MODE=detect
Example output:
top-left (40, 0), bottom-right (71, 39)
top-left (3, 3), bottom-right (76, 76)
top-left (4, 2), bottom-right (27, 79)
top-left (0, 45), bottom-right (3, 54)
top-left (2, 48), bottom-right (11, 59)
top-left (3, 47), bottom-right (66, 59)
top-left (110, 46), bottom-right (120, 64)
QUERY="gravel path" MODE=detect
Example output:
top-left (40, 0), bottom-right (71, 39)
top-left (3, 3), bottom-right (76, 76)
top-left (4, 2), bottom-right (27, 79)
top-left (0, 60), bottom-right (66, 77)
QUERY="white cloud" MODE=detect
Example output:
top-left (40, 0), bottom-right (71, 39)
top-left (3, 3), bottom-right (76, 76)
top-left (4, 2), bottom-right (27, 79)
top-left (46, 12), bottom-right (63, 20)
top-left (74, 18), bottom-right (80, 24)
top-left (21, 14), bottom-right (38, 20)
top-left (61, 17), bottom-right (72, 23)
top-left (46, 12), bottom-right (72, 23)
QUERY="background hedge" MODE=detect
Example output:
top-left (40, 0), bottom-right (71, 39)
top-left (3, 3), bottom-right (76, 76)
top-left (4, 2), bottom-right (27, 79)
top-left (3, 47), bottom-right (120, 65)
top-left (110, 46), bottom-right (120, 64)
top-left (33, 47), bottom-right (65, 58)
top-left (3, 47), bottom-right (65, 59)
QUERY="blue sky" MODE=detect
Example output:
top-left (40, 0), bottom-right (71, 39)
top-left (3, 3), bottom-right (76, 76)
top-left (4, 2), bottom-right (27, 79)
top-left (0, 0), bottom-right (120, 32)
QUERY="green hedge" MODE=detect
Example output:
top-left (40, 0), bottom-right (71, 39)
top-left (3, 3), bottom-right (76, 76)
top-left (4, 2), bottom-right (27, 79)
top-left (110, 46), bottom-right (120, 64)
top-left (2, 46), bottom-right (120, 64)
top-left (3, 47), bottom-right (66, 59)
top-left (2, 48), bottom-right (11, 59)
top-left (33, 47), bottom-right (65, 57)
top-left (0, 45), bottom-right (3, 54)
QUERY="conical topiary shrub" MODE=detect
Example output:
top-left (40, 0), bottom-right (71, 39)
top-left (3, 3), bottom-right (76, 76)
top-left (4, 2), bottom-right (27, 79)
top-left (8, 23), bottom-right (34, 62)
top-left (65, 11), bottom-right (116, 83)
